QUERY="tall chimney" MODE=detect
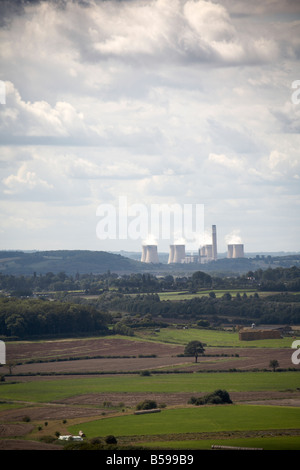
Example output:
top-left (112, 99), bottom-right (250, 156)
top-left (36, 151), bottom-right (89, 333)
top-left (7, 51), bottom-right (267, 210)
top-left (212, 225), bottom-right (217, 260)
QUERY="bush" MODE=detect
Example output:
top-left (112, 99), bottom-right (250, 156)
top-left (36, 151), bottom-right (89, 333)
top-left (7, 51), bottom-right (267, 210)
top-left (206, 395), bottom-right (222, 405)
top-left (140, 370), bottom-right (151, 376)
top-left (188, 396), bottom-right (197, 405)
top-left (90, 437), bottom-right (102, 445)
top-left (136, 399), bottom-right (157, 411)
top-left (105, 435), bottom-right (117, 445)
top-left (189, 389), bottom-right (232, 406)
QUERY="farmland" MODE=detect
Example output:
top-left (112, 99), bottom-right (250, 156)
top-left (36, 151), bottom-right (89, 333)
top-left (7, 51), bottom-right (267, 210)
top-left (0, 265), bottom-right (300, 451)
top-left (0, 328), bottom-right (300, 451)
top-left (158, 289), bottom-right (262, 301)
top-left (68, 404), bottom-right (300, 439)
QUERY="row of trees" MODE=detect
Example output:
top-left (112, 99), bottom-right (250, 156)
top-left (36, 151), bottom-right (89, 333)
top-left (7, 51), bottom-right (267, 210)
top-left (0, 271), bottom-right (214, 295)
top-left (246, 266), bottom-right (300, 291)
top-left (0, 265), bottom-right (300, 296)
top-left (0, 265), bottom-right (299, 339)
top-left (0, 298), bottom-right (111, 339)
top-left (94, 291), bottom-right (300, 325)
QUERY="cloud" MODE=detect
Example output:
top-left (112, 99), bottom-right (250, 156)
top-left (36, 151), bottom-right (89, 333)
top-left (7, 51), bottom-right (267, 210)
top-left (2, 162), bottom-right (54, 195)
top-left (0, 0), bottom-right (292, 73)
top-left (0, 0), bottom-right (299, 251)
top-left (263, 150), bottom-right (300, 180)
top-left (220, 0), bottom-right (300, 16)
top-left (272, 100), bottom-right (300, 133)
top-left (1, 82), bottom-right (86, 140)
top-left (225, 229), bottom-right (243, 245)
top-left (208, 152), bottom-right (245, 171)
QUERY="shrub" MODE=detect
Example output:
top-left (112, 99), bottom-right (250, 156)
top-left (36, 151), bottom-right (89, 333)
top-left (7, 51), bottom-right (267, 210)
top-left (206, 395), bottom-right (222, 405)
top-left (188, 396), bottom-right (197, 405)
top-left (105, 435), bottom-right (117, 445)
top-left (189, 389), bottom-right (232, 406)
top-left (140, 370), bottom-right (151, 376)
top-left (136, 399), bottom-right (157, 411)
top-left (90, 437), bottom-right (101, 445)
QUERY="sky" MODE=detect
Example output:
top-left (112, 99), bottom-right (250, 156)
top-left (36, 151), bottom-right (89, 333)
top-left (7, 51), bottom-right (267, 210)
top-left (0, 0), bottom-right (300, 254)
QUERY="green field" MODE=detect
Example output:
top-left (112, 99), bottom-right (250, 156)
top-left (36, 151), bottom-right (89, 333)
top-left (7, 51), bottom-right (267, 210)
top-left (0, 372), bottom-right (299, 404)
top-left (136, 327), bottom-right (293, 348)
top-left (68, 404), bottom-right (300, 439)
top-left (157, 289), bottom-right (271, 301)
top-left (140, 435), bottom-right (300, 450)
top-left (1, 324), bottom-right (299, 451)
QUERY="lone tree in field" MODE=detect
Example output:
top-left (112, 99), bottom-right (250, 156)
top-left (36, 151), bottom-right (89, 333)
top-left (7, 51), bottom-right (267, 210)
top-left (184, 341), bottom-right (205, 363)
top-left (269, 359), bottom-right (279, 372)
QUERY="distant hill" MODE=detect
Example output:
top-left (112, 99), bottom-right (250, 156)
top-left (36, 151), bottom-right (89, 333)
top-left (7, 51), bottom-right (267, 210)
top-left (0, 250), bottom-right (142, 275)
top-left (0, 250), bottom-right (299, 277)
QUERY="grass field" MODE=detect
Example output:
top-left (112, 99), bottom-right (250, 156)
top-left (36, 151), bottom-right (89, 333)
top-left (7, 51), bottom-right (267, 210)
top-left (157, 289), bottom-right (273, 301)
top-left (135, 327), bottom-right (293, 348)
top-left (140, 435), bottom-right (300, 450)
top-left (68, 404), bottom-right (300, 438)
top-left (1, 324), bottom-right (299, 451)
top-left (0, 372), bottom-right (299, 404)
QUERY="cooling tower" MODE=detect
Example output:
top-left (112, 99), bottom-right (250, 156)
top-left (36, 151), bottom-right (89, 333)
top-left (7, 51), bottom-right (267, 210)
top-left (233, 244), bottom-right (244, 258)
top-left (227, 244), bottom-right (234, 258)
top-left (141, 245), bottom-right (147, 263)
top-left (205, 244), bottom-right (213, 258)
top-left (168, 245), bottom-right (175, 264)
top-left (212, 225), bottom-right (217, 260)
top-left (227, 244), bottom-right (244, 258)
top-left (173, 244), bottom-right (185, 263)
top-left (144, 245), bottom-right (159, 264)
top-left (199, 244), bottom-right (213, 263)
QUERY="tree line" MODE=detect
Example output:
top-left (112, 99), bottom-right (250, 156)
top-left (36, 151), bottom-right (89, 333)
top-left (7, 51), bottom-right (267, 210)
top-left (95, 291), bottom-right (300, 326)
top-left (1, 265), bottom-right (300, 297)
top-left (0, 297), bottom-right (111, 339)
top-left (0, 265), bottom-right (299, 339)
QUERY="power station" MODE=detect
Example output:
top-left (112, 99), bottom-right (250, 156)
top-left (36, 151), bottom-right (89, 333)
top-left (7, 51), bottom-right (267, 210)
top-left (199, 224), bottom-right (218, 263)
top-left (141, 244), bottom-right (160, 264)
top-left (227, 243), bottom-right (244, 259)
top-left (141, 225), bottom-right (245, 264)
top-left (168, 244), bottom-right (185, 264)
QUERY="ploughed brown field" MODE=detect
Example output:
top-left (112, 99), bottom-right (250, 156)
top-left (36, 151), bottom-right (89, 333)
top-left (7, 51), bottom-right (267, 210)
top-left (3, 336), bottom-right (296, 374)
top-left (1, 336), bottom-right (300, 450)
